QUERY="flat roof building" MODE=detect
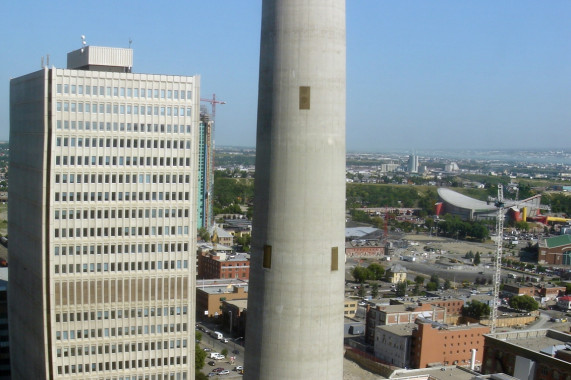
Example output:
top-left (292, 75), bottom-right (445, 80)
top-left (9, 46), bottom-right (199, 379)
top-left (482, 329), bottom-right (571, 379)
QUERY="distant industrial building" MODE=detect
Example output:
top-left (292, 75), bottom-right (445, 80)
top-left (482, 329), bottom-right (571, 379)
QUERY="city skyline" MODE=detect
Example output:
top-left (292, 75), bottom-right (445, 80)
top-left (2, 1), bottom-right (571, 151)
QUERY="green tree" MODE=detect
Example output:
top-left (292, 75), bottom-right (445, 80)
top-left (196, 372), bottom-right (209, 380)
top-left (358, 284), bottom-right (366, 298)
top-left (196, 331), bottom-right (202, 342)
top-left (509, 295), bottom-right (539, 311)
top-left (395, 281), bottom-right (407, 297)
top-left (430, 274), bottom-right (440, 286)
top-left (195, 343), bottom-right (206, 370)
top-left (462, 300), bottom-right (491, 319)
top-left (367, 263), bottom-right (385, 280)
top-left (221, 348), bottom-right (228, 357)
top-left (444, 279), bottom-right (452, 290)
top-left (371, 283), bottom-right (379, 299)
top-left (426, 281), bottom-right (438, 291)
top-left (566, 283), bottom-right (571, 295)
top-left (198, 227), bottom-right (210, 242)
top-left (352, 267), bottom-right (369, 282)
top-left (414, 275), bottom-right (425, 285)
top-left (474, 252), bottom-right (481, 266)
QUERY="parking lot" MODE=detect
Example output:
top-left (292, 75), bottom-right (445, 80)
top-left (197, 323), bottom-right (244, 378)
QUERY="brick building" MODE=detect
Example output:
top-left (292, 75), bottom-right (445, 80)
top-left (197, 250), bottom-right (250, 280)
top-left (345, 242), bottom-right (385, 258)
top-left (392, 297), bottom-right (465, 316)
top-left (538, 235), bottom-right (571, 265)
top-left (539, 285), bottom-right (565, 301)
top-left (502, 284), bottom-right (536, 298)
top-left (411, 318), bottom-right (489, 368)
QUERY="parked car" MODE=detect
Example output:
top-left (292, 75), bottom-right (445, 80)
top-left (218, 370), bottom-right (230, 376)
top-left (208, 361), bottom-right (215, 366)
top-left (234, 366), bottom-right (243, 371)
top-left (212, 368), bottom-right (225, 373)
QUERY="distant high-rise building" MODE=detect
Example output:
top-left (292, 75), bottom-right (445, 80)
top-left (9, 46), bottom-right (199, 379)
top-left (407, 154), bottom-right (419, 173)
top-left (197, 107), bottom-right (214, 229)
top-left (244, 0), bottom-right (346, 379)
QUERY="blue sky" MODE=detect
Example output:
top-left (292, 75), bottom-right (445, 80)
top-left (2, 1), bottom-right (570, 151)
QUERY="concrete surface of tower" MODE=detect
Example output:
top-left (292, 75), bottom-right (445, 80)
top-left (244, 1), bottom-right (346, 379)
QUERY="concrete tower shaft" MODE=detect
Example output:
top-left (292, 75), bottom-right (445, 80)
top-left (244, 1), bottom-right (346, 379)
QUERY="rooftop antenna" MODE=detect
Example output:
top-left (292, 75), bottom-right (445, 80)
top-left (81, 35), bottom-right (87, 53)
top-left (129, 38), bottom-right (132, 48)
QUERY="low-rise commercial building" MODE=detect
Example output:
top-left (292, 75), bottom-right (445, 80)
top-left (196, 279), bottom-right (248, 319)
top-left (539, 285), bottom-right (565, 301)
top-left (374, 323), bottom-right (415, 368)
top-left (482, 329), bottom-right (571, 379)
top-left (502, 284), bottom-right (535, 298)
top-left (366, 302), bottom-right (445, 344)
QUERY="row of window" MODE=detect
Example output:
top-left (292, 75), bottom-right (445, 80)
top-left (57, 102), bottom-right (191, 117)
top-left (57, 83), bottom-right (193, 101)
top-left (55, 155), bottom-right (192, 167)
top-left (56, 121), bottom-right (192, 133)
top-left (56, 306), bottom-right (188, 323)
top-left (55, 173), bottom-right (190, 185)
top-left (55, 242), bottom-right (189, 256)
top-left (54, 225), bottom-right (190, 238)
top-left (57, 358), bottom-right (188, 377)
top-left (56, 322), bottom-right (187, 341)
top-left (55, 191), bottom-right (190, 204)
top-left (54, 260), bottom-right (189, 274)
top-left (55, 208), bottom-right (189, 220)
top-left (57, 136), bottom-right (191, 149)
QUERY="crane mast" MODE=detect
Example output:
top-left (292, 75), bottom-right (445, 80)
top-left (491, 184), bottom-right (505, 334)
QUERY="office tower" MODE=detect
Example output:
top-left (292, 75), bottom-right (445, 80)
top-left (197, 108), bottom-right (214, 229)
top-left (407, 154), bottom-right (419, 173)
top-left (9, 46), bottom-right (199, 379)
top-left (244, 1), bottom-right (346, 379)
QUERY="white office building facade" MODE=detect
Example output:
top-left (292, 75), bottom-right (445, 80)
top-left (9, 47), bottom-right (199, 380)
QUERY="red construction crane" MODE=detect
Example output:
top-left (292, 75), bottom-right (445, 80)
top-left (200, 93), bottom-right (226, 125)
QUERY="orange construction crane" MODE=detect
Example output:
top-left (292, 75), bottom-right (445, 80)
top-left (200, 93), bottom-right (226, 126)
